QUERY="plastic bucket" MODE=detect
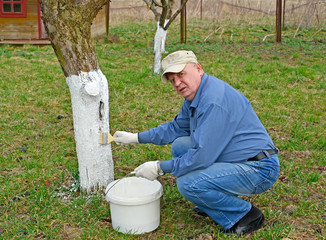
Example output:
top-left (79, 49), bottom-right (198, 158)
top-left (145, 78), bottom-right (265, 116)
top-left (105, 176), bottom-right (163, 234)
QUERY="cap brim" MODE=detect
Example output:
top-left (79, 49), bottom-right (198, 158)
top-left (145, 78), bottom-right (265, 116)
top-left (161, 63), bottom-right (187, 83)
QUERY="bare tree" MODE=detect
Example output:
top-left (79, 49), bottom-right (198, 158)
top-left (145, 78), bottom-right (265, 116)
top-left (143, 0), bottom-right (189, 73)
top-left (39, 0), bottom-right (114, 192)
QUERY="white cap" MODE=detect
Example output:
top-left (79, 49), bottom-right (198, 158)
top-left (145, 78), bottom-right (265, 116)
top-left (161, 50), bottom-right (198, 83)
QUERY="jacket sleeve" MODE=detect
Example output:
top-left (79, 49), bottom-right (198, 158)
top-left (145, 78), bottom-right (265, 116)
top-left (138, 101), bottom-right (191, 145)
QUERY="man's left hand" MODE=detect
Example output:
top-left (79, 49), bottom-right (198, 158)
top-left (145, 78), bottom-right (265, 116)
top-left (134, 161), bottom-right (161, 181)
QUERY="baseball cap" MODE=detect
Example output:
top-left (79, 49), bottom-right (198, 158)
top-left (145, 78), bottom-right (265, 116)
top-left (161, 50), bottom-right (198, 83)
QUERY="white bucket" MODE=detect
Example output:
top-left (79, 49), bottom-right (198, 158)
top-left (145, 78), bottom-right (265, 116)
top-left (105, 176), bottom-right (163, 234)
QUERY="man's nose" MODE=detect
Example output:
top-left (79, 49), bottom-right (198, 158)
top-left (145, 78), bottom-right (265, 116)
top-left (174, 77), bottom-right (181, 86)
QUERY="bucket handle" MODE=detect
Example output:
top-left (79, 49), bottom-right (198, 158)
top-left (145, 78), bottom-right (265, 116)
top-left (105, 171), bottom-right (136, 196)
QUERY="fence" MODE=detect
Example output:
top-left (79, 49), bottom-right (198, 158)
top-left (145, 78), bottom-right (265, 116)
top-left (108, 0), bottom-right (326, 28)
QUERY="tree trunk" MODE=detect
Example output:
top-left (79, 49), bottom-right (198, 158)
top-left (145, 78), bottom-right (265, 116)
top-left (66, 70), bottom-right (114, 192)
top-left (144, 0), bottom-right (188, 74)
top-left (39, 0), bottom-right (114, 192)
top-left (153, 20), bottom-right (168, 74)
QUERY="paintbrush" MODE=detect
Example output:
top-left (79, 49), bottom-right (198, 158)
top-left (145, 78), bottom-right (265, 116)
top-left (99, 132), bottom-right (114, 145)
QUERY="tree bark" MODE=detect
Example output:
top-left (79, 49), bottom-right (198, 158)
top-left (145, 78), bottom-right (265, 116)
top-left (39, 0), bottom-right (114, 192)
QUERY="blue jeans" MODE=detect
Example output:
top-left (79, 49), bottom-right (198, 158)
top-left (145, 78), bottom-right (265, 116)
top-left (172, 136), bottom-right (280, 230)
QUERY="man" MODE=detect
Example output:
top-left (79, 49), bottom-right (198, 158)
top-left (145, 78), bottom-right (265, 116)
top-left (113, 50), bottom-right (280, 235)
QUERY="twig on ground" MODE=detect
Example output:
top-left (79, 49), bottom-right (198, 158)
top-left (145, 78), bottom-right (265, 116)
top-left (263, 34), bottom-right (275, 41)
top-left (310, 26), bottom-right (325, 39)
top-left (204, 26), bottom-right (222, 42)
top-left (263, 34), bottom-right (291, 41)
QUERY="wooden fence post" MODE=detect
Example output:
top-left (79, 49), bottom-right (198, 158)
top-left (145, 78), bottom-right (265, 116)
top-left (200, 0), bottom-right (203, 20)
top-left (276, 0), bottom-right (282, 43)
top-left (106, 0), bottom-right (111, 38)
top-left (283, 0), bottom-right (286, 29)
top-left (180, 0), bottom-right (187, 44)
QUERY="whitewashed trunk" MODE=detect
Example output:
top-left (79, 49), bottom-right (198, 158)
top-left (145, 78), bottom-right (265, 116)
top-left (66, 69), bottom-right (114, 192)
top-left (153, 20), bottom-right (169, 74)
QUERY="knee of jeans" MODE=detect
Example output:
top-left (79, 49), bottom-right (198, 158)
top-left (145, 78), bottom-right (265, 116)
top-left (176, 176), bottom-right (191, 197)
top-left (171, 136), bottom-right (191, 157)
top-left (176, 175), bottom-right (204, 199)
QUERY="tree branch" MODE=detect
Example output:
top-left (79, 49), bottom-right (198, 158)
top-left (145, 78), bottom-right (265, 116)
top-left (143, 0), bottom-right (160, 19)
top-left (81, 0), bottom-right (108, 22)
top-left (152, 0), bottom-right (162, 7)
top-left (164, 0), bottom-right (188, 30)
top-left (159, 0), bottom-right (168, 28)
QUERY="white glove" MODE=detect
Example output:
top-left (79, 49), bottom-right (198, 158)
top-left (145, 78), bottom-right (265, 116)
top-left (134, 161), bottom-right (163, 181)
top-left (113, 131), bottom-right (139, 146)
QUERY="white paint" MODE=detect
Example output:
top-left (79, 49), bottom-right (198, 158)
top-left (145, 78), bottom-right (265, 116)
top-left (66, 69), bottom-right (114, 192)
top-left (81, 72), bottom-right (100, 96)
top-left (153, 20), bottom-right (169, 74)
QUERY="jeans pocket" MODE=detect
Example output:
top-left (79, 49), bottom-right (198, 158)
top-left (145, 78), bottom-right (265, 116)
top-left (254, 167), bottom-right (279, 194)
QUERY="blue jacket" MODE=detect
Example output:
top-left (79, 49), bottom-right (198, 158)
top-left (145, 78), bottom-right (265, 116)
top-left (138, 73), bottom-right (276, 177)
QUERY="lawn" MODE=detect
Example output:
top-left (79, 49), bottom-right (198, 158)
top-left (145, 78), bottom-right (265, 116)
top-left (0, 19), bottom-right (325, 239)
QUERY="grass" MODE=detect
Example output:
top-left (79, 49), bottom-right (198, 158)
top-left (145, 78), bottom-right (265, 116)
top-left (0, 19), bottom-right (325, 239)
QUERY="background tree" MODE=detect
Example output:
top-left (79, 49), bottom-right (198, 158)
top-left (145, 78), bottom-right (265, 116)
top-left (143, 0), bottom-right (189, 73)
top-left (38, 0), bottom-right (114, 192)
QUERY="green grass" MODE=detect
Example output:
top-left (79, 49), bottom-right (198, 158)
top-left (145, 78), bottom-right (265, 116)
top-left (1, 19), bottom-right (325, 239)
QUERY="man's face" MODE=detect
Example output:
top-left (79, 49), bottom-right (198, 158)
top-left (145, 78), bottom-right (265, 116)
top-left (166, 63), bottom-right (204, 101)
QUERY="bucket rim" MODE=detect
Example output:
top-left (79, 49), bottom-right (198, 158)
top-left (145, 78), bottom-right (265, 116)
top-left (105, 177), bottom-right (163, 205)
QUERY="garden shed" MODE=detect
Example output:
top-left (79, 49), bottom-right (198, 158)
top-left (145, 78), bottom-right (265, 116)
top-left (0, 0), bottom-right (108, 43)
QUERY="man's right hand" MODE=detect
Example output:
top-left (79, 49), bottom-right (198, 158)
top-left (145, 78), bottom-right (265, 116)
top-left (113, 131), bottom-right (139, 146)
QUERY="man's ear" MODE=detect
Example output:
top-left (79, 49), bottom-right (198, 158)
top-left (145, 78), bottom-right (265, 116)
top-left (196, 63), bottom-right (204, 74)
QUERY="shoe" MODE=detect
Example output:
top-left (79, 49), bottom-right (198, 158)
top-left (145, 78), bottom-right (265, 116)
top-left (222, 205), bottom-right (265, 235)
top-left (193, 206), bottom-right (209, 217)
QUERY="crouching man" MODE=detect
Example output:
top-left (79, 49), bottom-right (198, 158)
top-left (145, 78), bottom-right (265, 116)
top-left (114, 50), bottom-right (280, 235)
